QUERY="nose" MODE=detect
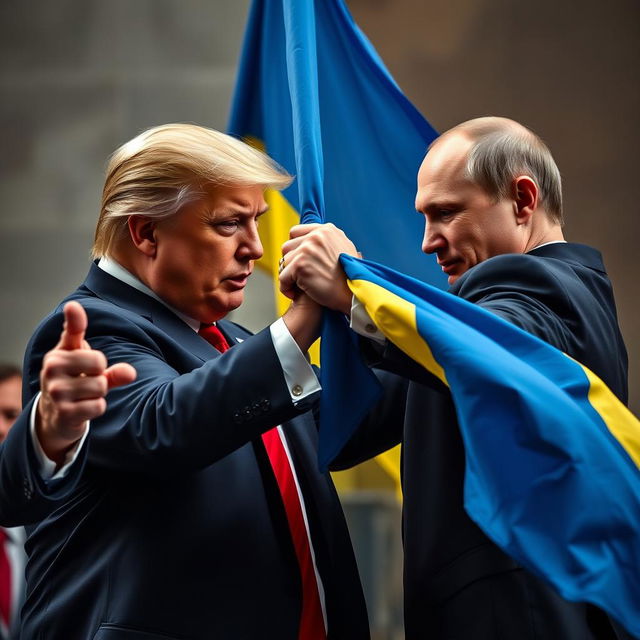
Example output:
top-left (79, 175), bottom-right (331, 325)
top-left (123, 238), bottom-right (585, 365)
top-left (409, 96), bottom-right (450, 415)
top-left (421, 218), bottom-right (446, 255)
top-left (237, 222), bottom-right (264, 261)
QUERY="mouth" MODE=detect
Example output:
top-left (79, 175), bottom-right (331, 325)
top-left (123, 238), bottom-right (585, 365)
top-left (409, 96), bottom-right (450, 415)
top-left (437, 259), bottom-right (458, 275)
top-left (224, 272), bottom-right (252, 288)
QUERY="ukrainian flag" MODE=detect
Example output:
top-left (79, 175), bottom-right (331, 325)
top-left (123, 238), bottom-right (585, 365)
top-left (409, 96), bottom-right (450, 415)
top-left (228, 0), bottom-right (444, 484)
top-left (342, 253), bottom-right (640, 636)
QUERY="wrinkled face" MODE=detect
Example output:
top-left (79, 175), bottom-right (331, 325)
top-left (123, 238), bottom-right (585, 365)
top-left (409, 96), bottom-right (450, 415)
top-left (147, 184), bottom-right (267, 323)
top-left (415, 134), bottom-right (524, 285)
top-left (0, 375), bottom-right (21, 443)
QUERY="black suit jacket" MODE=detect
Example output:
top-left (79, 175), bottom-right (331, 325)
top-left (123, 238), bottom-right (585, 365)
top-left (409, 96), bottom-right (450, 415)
top-left (0, 263), bottom-right (369, 640)
top-left (335, 243), bottom-right (630, 639)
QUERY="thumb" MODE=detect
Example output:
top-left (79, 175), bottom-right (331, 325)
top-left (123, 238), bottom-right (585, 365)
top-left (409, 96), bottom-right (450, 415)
top-left (57, 301), bottom-right (88, 351)
top-left (104, 362), bottom-right (137, 390)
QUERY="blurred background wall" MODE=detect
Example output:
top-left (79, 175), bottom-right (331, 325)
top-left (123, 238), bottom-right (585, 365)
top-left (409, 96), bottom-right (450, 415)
top-left (0, 2), bottom-right (637, 639)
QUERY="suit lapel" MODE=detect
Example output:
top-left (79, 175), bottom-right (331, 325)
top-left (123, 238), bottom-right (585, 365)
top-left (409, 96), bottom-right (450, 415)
top-left (82, 262), bottom-right (226, 363)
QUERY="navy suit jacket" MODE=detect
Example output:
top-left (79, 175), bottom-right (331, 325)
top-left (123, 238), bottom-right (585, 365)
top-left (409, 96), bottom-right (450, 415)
top-left (0, 263), bottom-right (369, 640)
top-left (335, 243), bottom-right (630, 639)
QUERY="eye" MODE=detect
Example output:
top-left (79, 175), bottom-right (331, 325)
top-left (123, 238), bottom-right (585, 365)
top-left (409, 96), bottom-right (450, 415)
top-left (438, 209), bottom-right (458, 220)
top-left (214, 220), bottom-right (240, 234)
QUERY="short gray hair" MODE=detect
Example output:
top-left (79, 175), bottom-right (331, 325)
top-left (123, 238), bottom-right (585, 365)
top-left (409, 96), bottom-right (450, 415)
top-left (439, 117), bottom-right (563, 225)
top-left (93, 123), bottom-right (292, 258)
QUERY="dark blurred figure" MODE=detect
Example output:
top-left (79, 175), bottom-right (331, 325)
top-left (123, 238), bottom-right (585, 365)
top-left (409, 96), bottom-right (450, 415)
top-left (0, 364), bottom-right (25, 640)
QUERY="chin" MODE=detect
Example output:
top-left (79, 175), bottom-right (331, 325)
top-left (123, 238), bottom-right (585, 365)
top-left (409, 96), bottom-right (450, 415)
top-left (210, 293), bottom-right (244, 319)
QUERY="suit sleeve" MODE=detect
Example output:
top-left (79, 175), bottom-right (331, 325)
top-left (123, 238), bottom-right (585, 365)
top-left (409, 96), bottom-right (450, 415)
top-left (0, 398), bottom-right (88, 526)
top-left (358, 253), bottom-right (576, 385)
top-left (453, 253), bottom-right (575, 352)
top-left (23, 303), bottom-right (319, 477)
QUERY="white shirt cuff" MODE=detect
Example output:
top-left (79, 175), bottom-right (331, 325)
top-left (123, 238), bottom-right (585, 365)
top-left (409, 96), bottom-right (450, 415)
top-left (349, 297), bottom-right (386, 344)
top-left (270, 318), bottom-right (321, 404)
top-left (29, 392), bottom-right (90, 480)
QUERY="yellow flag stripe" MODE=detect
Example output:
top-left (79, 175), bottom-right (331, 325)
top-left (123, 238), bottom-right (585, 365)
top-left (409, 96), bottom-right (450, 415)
top-left (583, 367), bottom-right (640, 468)
top-left (376, 445), bottom-right (403, 500)
top-left (348, 278), bottom-right (448, 385)
top-left (350, 277), bottom-right (640, 472)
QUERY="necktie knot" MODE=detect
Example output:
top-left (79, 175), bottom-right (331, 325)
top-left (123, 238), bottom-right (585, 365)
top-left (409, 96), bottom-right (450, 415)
top-left (198, 323), bottom-right (230, 353)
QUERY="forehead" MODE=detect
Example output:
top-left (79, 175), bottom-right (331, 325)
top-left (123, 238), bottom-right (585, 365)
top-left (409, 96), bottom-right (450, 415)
top-left (173, 184), bottom-right (268, 225)
top-left (202, 183), bottom-right (267, 213)
top-left (0, 376), bottom-right (21, 404)
top-left (415, 133), bottom-right (475, 208)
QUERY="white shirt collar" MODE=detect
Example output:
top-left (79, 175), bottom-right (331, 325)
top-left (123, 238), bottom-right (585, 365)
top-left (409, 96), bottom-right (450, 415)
top-left (1, 526), bottom-right (25, 545)
top-left (530, 240), bottom-right (567, 251)
top-left (97, 257), bottom-right (201, 332)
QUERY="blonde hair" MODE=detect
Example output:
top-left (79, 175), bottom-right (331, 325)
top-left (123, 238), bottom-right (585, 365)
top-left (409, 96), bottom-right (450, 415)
top-left (93, 123), bottom-right (292, 258)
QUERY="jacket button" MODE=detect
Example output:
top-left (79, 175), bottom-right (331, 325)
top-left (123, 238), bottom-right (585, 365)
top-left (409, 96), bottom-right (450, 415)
top-left (291, 384), bottom-right (303, 397)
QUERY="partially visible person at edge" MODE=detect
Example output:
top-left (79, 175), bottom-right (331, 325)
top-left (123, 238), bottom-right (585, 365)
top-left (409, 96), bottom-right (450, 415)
top-left (0, 364), bottom-right (27, 640)
top-left (279, 116), bottom-right (633, 639)
top-left (0, 123), bottom-right (369, 640)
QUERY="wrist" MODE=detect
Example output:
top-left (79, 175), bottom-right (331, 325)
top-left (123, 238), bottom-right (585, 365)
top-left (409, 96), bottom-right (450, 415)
top-left (282, 299), bottom-right (322, 353)
top-left (35, 402), bottom-right (82, 466)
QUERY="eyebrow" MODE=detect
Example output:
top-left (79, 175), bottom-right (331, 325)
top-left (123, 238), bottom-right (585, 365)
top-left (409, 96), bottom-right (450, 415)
top-left (212, 205), bottom-right (269, 218)
top-left (419, 199), bottom-right (461, 213)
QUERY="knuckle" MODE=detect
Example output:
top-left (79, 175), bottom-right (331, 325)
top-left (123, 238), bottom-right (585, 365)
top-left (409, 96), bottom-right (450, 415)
top-left (96, 376), bottom-right (108, 396)
top-left (47, 382), bottom-right (65, 402)
top-left (92, 350), bottom-right (108, 371)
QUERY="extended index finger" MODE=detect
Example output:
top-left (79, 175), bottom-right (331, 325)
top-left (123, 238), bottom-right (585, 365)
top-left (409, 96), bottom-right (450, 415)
top-left (58, 301), bottom-right (88, 351)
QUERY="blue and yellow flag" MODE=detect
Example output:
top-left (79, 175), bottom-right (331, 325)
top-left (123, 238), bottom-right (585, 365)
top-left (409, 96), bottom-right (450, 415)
top-left (228, 0), bottom-right (444, 474)
top-left (341, 253), bottom-right (640, 636)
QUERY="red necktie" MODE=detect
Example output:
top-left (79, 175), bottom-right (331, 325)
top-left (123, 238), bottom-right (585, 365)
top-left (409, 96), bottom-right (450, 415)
top-left (0, 528), bottom-right (12, 630)
top-left (198, 324), bottom-right (326, 639)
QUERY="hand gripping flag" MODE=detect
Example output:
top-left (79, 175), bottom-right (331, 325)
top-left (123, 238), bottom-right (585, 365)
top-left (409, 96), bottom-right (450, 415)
top-left (341, 254), bottom-right (640, 636)
top-left (228, 0), bottom-right (444, 472)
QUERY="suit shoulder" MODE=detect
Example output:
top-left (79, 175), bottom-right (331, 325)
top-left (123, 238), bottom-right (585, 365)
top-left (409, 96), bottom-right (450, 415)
top-left (24, 291), bottom-right (155, 392)
top-left (453, 253), bottom-right (568, 301)
top-left (29, 291), bottom-right (150, 348)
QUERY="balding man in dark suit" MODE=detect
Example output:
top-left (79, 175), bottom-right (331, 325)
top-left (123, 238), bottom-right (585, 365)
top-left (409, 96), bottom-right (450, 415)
top-left (279, 117), bottom-right (632, 639)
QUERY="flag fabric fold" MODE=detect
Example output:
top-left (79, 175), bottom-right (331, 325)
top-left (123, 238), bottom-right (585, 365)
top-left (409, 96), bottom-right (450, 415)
top-left (340, 253), bottom-right (640, 636)
top-left (228, 0), bottom-right (443, 470)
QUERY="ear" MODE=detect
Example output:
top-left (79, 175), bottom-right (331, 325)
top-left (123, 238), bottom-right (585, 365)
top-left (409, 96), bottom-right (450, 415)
top-left (127, 216), bottom-right (158, 257)
top-left (513, 176), bottom-right (538, 225)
